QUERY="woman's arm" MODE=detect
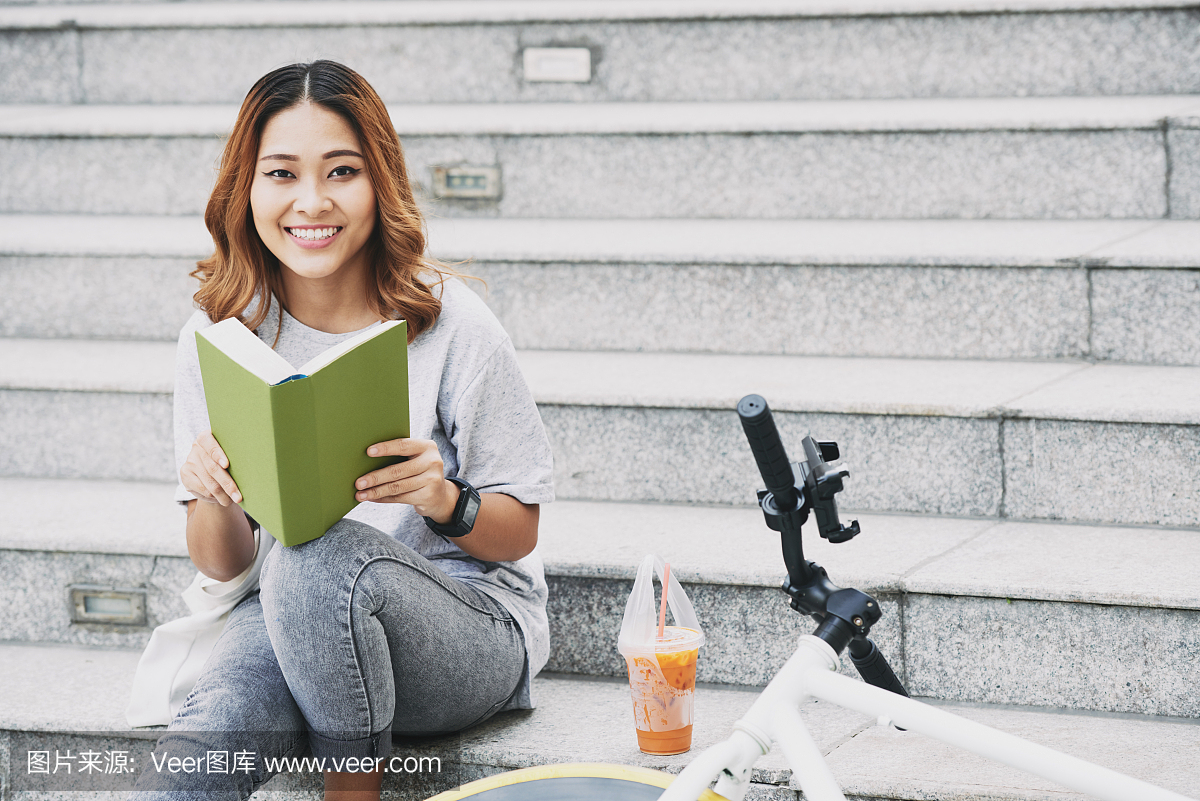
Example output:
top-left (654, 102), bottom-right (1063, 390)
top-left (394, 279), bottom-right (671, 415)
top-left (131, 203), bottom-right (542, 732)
top-left (354, 437), bottom-right (539, 562)
top-left (181, 431), bottom-right (256, 581)
top-left (451, 492), bottom-right (539, 562)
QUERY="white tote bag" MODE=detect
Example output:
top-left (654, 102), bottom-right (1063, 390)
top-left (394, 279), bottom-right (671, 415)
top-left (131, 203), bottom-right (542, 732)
top-left (125, 530), bottom-right (274, 727)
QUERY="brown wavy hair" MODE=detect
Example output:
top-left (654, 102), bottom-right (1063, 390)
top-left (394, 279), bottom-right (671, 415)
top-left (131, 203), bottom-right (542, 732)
top-left (192, 60), bottom-right (453, 343)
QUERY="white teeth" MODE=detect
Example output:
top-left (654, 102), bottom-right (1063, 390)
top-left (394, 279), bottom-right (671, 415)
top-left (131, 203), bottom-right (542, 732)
top-left (288, 227), bottom-right (338, 240)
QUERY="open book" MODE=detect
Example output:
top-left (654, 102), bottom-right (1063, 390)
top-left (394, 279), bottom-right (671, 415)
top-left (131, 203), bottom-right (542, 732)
top-left (196, 318), bottom-right (409, 547)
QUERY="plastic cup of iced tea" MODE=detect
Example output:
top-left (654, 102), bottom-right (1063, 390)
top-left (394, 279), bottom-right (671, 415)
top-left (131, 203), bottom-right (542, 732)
top-left (623, 626), bottom-right (702, 755)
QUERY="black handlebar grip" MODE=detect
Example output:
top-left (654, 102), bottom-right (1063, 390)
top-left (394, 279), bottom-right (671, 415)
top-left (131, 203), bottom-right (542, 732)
top-left (848, 638), bottom-right (909, 698)
top-left (737, 395), bottom-right (798, 510)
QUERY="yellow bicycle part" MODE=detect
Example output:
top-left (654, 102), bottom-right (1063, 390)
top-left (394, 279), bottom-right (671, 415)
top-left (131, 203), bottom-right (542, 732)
top-left (426, 762), bottom-right (727, 800)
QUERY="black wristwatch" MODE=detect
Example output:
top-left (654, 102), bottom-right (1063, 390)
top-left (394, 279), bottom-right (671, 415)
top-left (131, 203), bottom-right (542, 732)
top-left (423, 477), bottom-right (482, 539)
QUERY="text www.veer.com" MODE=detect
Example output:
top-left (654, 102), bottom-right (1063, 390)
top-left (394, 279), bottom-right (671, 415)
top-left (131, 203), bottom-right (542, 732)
top-left (264, 755), bottom-right (440, 774)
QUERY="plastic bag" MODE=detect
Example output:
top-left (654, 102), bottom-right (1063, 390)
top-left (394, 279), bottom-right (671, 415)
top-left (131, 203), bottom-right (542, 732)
top-left (617, 554), bottom-right (705, 659)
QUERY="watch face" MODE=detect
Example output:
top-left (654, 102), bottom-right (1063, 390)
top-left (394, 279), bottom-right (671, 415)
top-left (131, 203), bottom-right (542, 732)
top-left (461, 492), bottom-right (481, 529)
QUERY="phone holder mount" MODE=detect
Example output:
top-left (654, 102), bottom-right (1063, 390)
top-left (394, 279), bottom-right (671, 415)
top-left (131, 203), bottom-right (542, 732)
top-left (755, 437), bottom-right (860, 544)
top-left (738, 394), bottom-right (908, 698)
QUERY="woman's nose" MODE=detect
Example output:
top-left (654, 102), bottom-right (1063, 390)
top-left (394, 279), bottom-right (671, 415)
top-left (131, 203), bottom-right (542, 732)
top-left (292, 178), bottom-right (333, 215)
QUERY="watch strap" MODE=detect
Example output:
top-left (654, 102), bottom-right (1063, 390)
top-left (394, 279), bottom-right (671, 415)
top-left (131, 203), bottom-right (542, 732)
top-left (422, 477), bottom-right (481, 539)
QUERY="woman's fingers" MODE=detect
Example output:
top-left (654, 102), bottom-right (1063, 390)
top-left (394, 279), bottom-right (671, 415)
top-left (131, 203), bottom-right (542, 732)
top-left (184, 432), bottom-right (241, 505)
top-left (193, 464), bottom-right (235, 506)
top-left (365, 436), bottom-right (424, 459)
top-left (197, 449), bottom-right (242, 503)
top-left (358, 439), bottom-right (436, 491)
top-left (198, 431), bottom-right (230, 470)
top-left (194, 446), bottom-right (241, 504)
top-left (355, 439), bottom-right (449, 514)
top-left (356, 461), bottom-right (436, 501)
top-left (358, 472), bottom-right (456, 521)
top-left (356, 473), bottom-right (432, 503)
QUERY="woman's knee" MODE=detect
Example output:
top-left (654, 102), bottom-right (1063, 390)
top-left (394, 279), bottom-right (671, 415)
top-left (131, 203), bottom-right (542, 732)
top-left (259, 519), bottom-right (388, 599)
top-left (258, 518), bottom-right (418, 640)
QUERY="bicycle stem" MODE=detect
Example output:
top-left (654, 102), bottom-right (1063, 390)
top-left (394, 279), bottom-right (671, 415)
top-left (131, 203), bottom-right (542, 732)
top-left (737, 396), bottom-right (888, 662)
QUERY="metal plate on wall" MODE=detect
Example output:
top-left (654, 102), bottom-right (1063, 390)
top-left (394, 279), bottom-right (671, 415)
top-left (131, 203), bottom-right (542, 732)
top-left (523, 47), bottom-right (593, 83)
top-left (69, 585), bottom-right (147, 626)
top-left (430, 166), bottom-right (502, 200)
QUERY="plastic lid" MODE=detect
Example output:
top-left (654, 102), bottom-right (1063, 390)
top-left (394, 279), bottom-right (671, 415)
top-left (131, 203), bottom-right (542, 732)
top-left (650, 626), bottom-right (703, 652)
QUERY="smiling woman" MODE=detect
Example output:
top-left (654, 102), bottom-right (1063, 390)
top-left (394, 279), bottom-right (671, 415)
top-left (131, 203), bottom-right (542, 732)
top-left (127, 62), bottom-right (555, 801)
top-left (192, 61), bottom-right (444, 348)
top-left (250, 103), bottom-right (380, 330)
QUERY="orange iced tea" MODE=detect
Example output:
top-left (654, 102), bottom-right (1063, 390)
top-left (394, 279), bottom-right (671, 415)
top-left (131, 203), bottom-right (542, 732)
top-left (624, 626), bottom-right (702, 755)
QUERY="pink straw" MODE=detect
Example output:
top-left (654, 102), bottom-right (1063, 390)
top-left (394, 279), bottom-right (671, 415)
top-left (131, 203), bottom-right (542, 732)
top-left (657, 562), bottom-right (671, 639)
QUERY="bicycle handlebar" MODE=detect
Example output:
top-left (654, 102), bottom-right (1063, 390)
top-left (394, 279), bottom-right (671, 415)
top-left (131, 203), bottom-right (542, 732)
top-left (736, 394), bottom-right (799, 511)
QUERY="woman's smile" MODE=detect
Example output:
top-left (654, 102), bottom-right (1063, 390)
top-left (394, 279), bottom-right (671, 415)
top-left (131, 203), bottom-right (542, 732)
top-left (285, 225), bottom-right (345, 248)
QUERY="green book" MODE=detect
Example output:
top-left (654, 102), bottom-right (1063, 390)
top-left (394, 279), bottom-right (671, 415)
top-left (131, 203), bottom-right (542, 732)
top-left (195, 318), bottom-right (409, 547)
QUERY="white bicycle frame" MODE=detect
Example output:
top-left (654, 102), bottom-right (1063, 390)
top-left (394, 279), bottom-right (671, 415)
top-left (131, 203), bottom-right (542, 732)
top-left (660, 635), bottom-right (1194, 801)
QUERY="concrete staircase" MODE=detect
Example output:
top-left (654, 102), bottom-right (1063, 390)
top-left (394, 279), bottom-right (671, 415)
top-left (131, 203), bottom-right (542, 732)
top-left (2, 1), bottom-right (1199, 799)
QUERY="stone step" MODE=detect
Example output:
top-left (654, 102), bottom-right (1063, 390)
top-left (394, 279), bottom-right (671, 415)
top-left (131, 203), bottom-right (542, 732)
top-left (3, 478), bottom-right (1198, 717)
top-left (3, 340), bottom-right (1199, 527)
top-left (0, 642), bottom-right (1197, 800)
top-left (4, 214), bottom-right (1200, 365)
top-left (4, 97), bottom-right (1199, 218)
top-left (4, 0), bottom-right (1200, 105)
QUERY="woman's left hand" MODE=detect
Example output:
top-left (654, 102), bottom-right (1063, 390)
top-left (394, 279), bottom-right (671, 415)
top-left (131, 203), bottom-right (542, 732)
top-left (355, 438), bottom-right (457, 522)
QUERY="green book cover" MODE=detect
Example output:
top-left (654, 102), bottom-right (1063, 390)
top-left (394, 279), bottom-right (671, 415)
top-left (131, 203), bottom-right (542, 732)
top-left (195, 318), bottom-right (409, 547)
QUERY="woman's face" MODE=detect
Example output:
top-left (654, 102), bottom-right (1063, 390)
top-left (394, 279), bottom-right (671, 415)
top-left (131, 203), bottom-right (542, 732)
top-left (251, 102), bottom-right (377, 287)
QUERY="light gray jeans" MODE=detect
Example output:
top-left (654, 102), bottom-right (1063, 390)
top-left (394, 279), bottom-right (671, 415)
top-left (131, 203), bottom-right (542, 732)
top-left (132, 518), bottom-right (526, 798)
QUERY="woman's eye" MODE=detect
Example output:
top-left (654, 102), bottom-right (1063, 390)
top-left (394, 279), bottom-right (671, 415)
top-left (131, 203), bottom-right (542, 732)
top-left (330, 166), bottom-right (360, 178)
top-left (262, 169), bottom-right (294, 179)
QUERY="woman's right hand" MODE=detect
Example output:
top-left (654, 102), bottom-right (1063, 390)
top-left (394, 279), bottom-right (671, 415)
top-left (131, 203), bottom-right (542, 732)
top-left (181, 431), bottom-right (243, 506)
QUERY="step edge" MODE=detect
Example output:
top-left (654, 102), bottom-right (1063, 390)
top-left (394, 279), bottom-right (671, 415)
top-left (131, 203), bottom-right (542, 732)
top-left (3, 96), bottom-right (1199, 137)
top-left (4, 0), bottom-right (1199, 32)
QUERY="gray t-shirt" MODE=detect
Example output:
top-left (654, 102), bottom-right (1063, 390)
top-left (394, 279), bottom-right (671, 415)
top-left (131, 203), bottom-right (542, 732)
top-left (172, 276), bottom-right (555, 709)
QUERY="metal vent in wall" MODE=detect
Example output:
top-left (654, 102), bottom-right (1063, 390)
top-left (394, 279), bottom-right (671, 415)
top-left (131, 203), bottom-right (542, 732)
top-left (69, 585), bottom-right (147, 626)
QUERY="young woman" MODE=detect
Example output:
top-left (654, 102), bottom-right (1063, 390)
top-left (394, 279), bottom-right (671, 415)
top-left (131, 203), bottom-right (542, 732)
top-left (133, 61), bottom-right (554, 800)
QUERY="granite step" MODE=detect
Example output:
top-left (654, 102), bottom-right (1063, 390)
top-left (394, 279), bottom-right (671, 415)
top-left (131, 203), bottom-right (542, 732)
top-left (0, 641), bottom-right (1197, 800)
top-left (3, 339), bottom-right (1199, 527)
top-left (3, 477), bottom-right (1197, 717)
top-left (4, 214), bottom-right (1200, 365)
top-left (4, 0), bottom-right (1200, 104)
top-left (4, 97), bottom-right (1200, 218)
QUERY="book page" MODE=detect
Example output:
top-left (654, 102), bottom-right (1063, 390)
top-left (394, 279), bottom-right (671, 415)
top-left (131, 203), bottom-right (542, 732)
top-left (198, 318), bottom-right (298, 386)
top-left (300, 320), bottom-right (405, 376)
